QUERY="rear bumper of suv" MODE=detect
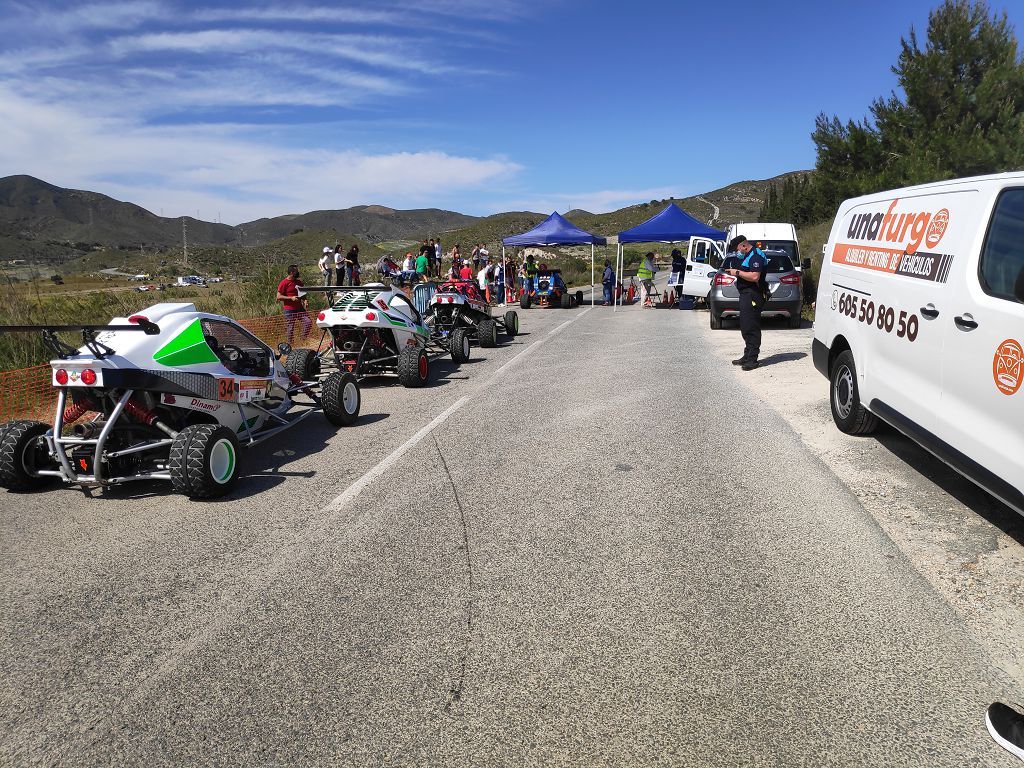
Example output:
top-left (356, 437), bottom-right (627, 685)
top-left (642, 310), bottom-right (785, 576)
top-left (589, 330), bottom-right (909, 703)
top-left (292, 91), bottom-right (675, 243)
top-left (711, 296), bottom-right (802, 318)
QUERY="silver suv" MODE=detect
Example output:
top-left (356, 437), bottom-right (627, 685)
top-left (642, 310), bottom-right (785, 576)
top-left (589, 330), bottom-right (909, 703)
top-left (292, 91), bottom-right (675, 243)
top-left (708, 249), bottom-right (804, 329)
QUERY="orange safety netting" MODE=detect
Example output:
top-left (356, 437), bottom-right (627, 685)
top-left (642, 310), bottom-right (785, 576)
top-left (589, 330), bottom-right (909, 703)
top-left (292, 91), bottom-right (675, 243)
top-left (0, 312), bottom-right (326, 424)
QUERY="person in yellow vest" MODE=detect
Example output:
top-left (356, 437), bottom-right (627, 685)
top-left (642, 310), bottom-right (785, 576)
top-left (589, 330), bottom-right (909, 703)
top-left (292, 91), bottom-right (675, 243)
top-left (638, 251), bottom-right (656, 307)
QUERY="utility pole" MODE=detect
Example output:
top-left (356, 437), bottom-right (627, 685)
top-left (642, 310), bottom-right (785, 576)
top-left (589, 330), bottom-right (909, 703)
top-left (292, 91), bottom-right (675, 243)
top-left (182, 217), bottom-right (188, 270)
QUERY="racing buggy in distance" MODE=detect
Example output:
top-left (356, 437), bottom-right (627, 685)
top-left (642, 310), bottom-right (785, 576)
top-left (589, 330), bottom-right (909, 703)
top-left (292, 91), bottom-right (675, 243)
top-left (304, 284), bottom-right (466, 386)
top-left (427, 279), bottom-right (519, 355)
top-left (520, 267), bottom-right (584, 309)
top-left (0, 303), bottom-right (361, 499)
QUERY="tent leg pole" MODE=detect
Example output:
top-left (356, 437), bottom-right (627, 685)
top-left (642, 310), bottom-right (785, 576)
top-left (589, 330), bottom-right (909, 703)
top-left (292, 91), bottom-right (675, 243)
top-left (591, 244), bottom-right (595, 308)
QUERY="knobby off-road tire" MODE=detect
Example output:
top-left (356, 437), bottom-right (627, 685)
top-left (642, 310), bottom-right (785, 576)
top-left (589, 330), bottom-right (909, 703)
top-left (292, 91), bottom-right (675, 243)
top-left (503, 311), bottom-right (519, 337)
top-left (520, 293), bottom-right (531, 310)
top-left (169, 424), bottom-right (240, 499)
top-left (397, 346), bottom-right (429, 387)
top-left (449, 328), bottom-right (471, 364)
top-left (477, 318), bottom-right (498, 348)
top-left (285, 348), bottom-right (321, 381)
top-left (829, 350), bottom-right (878, 435)
top-left (560, 293), bottom-right (572, 309)
top-left (575, 290), bottom-right (584, 306)
top-left (321, 371), bottom-right (361, 426)
top-left (0, 420), bottom-right (54, 491)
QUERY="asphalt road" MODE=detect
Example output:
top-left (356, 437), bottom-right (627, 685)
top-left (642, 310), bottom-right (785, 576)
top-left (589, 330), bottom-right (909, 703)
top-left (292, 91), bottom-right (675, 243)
top-left (1, 299), bottom-right (1020, 766)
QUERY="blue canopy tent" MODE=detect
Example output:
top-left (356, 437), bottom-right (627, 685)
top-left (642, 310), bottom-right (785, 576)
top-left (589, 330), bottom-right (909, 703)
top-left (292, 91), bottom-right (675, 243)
top-left (614, 204), bottom-right (726, 309)
top-left (503, 212), bottom-right (607, 306)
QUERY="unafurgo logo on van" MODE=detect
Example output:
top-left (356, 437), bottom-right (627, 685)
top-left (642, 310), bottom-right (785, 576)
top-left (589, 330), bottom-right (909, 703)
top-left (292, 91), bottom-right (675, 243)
top-left (993, 339), bottom-right (1023, 396)
top-left (846, 199), bottom-right (949, 255)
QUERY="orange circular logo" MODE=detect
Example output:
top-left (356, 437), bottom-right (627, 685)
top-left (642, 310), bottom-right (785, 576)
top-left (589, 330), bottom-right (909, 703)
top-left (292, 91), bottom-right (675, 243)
top-left (993, 339), bottom-right (1023, 395)
top-left (925, 208), bottom-right (949, 249)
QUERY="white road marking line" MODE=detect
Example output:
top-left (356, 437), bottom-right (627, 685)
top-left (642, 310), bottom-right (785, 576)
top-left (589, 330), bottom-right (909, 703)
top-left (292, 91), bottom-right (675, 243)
top-left (122, 308), bottom-right (593, 703)
top-left (324, 307), bottom-right (591, 512)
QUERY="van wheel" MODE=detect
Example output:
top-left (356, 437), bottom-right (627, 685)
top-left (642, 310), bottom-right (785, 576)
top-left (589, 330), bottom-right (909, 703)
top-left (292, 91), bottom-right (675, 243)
top-left (830, 350), bottom-right (878, 435)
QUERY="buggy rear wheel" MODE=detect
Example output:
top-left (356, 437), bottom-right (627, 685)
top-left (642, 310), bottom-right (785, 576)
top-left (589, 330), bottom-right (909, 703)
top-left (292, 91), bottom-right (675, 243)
top-left (169, 424), bottom-right (240, 499)
top-left (575, 290), bottom-right (583, 306)
top-left (560, 293), bottom-right (572, 309)
top-left (0, 420), bottom-right (55, 491)
top-left (519, 293), bottom-right (531, 309)
top-left (450, 328), bottom-right (471, 364)
top-left (503, 311), bottom-right (519, 337)
top-left (321, 371), bottom-right (361, 426)
top-left (398, 346), bottom-right (429, 387)
top-left (285, 348), bottom-right (321, 381)
top-left (478, 318), bottom-right (498, 348)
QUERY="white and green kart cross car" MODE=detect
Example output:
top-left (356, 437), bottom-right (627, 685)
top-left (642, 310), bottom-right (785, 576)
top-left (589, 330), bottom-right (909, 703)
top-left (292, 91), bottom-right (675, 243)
top-left (0, 302), bottom-right (362, 499)
top-left (305, 285), bottom-right (468, 386)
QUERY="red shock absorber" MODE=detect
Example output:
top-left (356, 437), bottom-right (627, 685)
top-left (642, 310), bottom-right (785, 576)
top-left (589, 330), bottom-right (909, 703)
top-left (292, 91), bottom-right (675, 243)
top-left (123, 397), bottom-right (158, 426)
top-left (62, 398), bottom-right (96, 425)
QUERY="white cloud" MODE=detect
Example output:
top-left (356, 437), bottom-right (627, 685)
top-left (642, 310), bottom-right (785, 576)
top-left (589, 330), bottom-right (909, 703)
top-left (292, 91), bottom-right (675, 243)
top-left (0, 85), bottom-right (520, 223)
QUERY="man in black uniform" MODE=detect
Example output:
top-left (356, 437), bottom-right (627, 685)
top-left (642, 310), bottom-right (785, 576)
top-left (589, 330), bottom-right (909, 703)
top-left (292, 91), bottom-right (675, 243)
top-left (726, 235), bottom-right (768, 370)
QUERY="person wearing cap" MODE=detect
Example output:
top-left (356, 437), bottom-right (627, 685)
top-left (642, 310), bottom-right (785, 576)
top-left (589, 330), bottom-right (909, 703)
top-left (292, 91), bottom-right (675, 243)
top-left (459, 259), bottom-right (473, 281)
top-left (318, 246), bottom-right (333, 286)
top-left (726, 235), bottom-right (769, 370)
top-left (402, 252), bottom-right (415, 273)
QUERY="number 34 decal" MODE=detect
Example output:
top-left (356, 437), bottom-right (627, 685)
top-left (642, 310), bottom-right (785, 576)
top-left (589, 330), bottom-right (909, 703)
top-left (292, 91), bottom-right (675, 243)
top-left (217, 377), bottom-right (237, 401)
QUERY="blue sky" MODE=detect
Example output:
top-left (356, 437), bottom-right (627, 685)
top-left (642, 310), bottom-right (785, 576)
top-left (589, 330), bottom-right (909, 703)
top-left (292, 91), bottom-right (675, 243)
top-left (1, 0), bottom-right (1021, 224)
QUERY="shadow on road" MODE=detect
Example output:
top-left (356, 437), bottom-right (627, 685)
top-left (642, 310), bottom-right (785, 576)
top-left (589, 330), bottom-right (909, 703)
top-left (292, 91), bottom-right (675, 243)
top-left (873, 423), bottom-right (1024, 546)
top-left (759, 351), bottom-right (808, 367)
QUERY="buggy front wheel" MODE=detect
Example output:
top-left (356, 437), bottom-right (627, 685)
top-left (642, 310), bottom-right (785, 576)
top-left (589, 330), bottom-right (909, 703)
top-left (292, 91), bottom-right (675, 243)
top-left (450, 328), bottom-right (471, 364)
top-left (503, 311), bottom-right (519, 337)
top-left (478, 318), bottom-right (498, 348)
top-left (169, 424), bottom-right (240, 499)
top-left (321, 371), bottom-right (361, 426)
top-left (398, 346), bottom-right (429, 387)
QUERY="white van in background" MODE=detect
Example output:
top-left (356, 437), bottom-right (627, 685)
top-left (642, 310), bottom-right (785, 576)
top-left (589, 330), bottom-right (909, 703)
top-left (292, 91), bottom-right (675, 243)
top-left (813, 172), bottom-right (1024, 516)
top-left (683, 222), bottom-right (806, 299)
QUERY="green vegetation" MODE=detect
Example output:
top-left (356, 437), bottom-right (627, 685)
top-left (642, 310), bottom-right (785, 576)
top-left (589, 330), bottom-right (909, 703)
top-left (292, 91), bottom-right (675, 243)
top-left (762, 0), bottom-right (1024, 231)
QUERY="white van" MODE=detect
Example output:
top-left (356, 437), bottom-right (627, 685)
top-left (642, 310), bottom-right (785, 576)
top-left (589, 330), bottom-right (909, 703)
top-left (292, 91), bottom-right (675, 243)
top-left (682, 222), bottom-right (804, 299)
top-left (813, 171), bottom-right (1024, 516)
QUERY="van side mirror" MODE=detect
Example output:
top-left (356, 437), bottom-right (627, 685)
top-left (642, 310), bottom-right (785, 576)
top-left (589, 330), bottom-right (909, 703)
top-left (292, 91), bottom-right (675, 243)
top-left (802, 258), bottom-right (812, 271)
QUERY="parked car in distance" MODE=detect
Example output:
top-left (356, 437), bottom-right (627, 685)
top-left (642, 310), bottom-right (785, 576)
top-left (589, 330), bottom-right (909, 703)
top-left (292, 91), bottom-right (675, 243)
top-left (708, 249), bottom-right (804, 329)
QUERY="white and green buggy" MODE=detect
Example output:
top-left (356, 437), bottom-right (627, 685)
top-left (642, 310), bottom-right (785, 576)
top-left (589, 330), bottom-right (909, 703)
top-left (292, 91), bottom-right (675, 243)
top-left (0, 302), bottom-right (362, 499)
top-left (302, 285), bottom-right (469, 387)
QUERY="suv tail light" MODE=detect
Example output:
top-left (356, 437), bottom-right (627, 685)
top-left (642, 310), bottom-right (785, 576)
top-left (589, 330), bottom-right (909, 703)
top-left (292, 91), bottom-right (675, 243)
top-left (779, 273), bottom-right (800, 284)
top-left (714, 273), bottom-right (735, 286)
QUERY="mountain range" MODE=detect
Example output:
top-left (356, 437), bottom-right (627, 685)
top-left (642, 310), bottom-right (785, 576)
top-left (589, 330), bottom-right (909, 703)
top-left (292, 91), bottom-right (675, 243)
top-left (0, 172), bottom-right (809, 266)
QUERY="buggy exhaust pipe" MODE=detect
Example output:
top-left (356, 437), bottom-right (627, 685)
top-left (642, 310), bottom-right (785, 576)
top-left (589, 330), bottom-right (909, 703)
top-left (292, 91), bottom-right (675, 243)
top-left (123, 397), bottom-right (178, 438)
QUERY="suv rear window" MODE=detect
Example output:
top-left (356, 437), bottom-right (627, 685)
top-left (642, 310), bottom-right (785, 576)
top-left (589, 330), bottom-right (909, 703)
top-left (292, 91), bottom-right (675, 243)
top-left (980, 188), bottom-right (1024, 303)
top-left (765, 253), bottom-right (795, 273)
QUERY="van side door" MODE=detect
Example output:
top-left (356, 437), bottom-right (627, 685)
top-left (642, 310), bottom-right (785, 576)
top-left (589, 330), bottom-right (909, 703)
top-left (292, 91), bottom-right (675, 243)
top-left (939, 187), bottom-right (1024, 507)
top-left (681, 238), bottom-right (722, 299)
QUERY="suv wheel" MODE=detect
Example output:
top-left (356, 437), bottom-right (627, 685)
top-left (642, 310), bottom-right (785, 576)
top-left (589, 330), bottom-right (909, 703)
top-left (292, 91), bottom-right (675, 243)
top-left (830, 350), bottom-right (878, 434)
top-left (709, 311), bottom-right (723, 330)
